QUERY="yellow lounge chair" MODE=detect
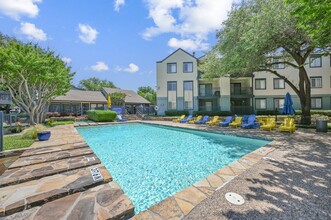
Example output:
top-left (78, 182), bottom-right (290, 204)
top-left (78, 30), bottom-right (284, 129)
top-left (172, 115), bottom-right (186, 122)
top-left (229, 116), bottom-right (243, 128)
top-left (206, 116), bottom-right (221, 126)
top-left (260, 117), bottom-right (276, 131)
top-left (279, 118), bottom-right (296, 133)
top-left (188, 115), bottom-right (202, 124)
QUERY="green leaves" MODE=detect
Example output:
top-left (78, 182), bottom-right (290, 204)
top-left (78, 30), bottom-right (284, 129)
top-left (77, 77), bottom-right (117, 91)
top-left (137, 86), bottom-right (156, 105)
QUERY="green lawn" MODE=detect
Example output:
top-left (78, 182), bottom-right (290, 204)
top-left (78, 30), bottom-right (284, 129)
top-left (4, 135), bottom-right (35, 150)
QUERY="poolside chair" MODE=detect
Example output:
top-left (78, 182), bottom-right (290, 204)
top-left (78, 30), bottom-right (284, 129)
top-left (219, 116), bottom-right (232, 127)
top-left (279, 118), bottom-right (296, 133)
top-left (242, 115), bottom-right (250, 124)
top-left (173, 115), bottom-right (186, 123)
top-left (116, 115), bottom-right (128, 122)
top-left (229, 116), bottom-right (243, 128)
top-left (260, 117), bottom-right (277, 131)
top-left (188, 115), bottom-right (202, 124)
top-left (180, 115), bottom-right (193, 123)
top-left (206, 116), bottom-right (221, 126)
top-left (241, 115), bottom-right (257, 129)
top-left (195, 116), bottom-right (210, 124)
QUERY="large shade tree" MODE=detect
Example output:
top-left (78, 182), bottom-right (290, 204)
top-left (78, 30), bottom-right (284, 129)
top-left (137, 86), bottom-right (156, 105)
top-left (0, 36), bottom-right (74, 124)
top-left (200, 0), bottom-right (330, 125)
top-left (78, 77), bottom-right (117, 91)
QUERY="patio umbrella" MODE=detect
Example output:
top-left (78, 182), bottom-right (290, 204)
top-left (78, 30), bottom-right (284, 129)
top-left (281, 92), bottom-right (295, 115)
top-left (107, 95), bottom-right (111, 109)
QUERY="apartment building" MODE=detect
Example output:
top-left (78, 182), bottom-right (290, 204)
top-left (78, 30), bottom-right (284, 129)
top-left (156, 48), bottom-right (331, 115)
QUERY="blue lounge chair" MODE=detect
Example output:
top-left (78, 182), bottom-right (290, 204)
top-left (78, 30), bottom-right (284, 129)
top-left (241, 115), bottom-right (256, 129)
top-left (116, 115), bottom-right (128, 122)
top-left (180, 115), bottom-right (193, 123)
top-left (242, 115), bottom-right (250, 124)
top-left (195, 116), bottom-right (209, 124)
top-left (219, 116), bottom-right (232, 127)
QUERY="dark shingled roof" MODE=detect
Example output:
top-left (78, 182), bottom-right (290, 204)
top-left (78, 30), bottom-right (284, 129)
top-left (102, 88), bottom-right (150, 104)
top-left (53, 90), bottom-right (107, 102)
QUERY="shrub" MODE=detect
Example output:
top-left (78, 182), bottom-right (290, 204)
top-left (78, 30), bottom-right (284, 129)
top-left (295, 110), bottom-right (331, 117)
top-left (87, 110), bottom-right (117, 122)
top-left (164, 110), bottom-right (189, 116)
top-left (193, 111), bottom-right (232, 116)
top-left (256, 110), bottom-right (280, 115)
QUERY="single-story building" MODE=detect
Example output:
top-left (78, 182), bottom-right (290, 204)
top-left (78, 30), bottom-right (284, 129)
top-left (49, 89), bottom-right (107, 116)
top-left (101, 88), bottom-right (151, 114)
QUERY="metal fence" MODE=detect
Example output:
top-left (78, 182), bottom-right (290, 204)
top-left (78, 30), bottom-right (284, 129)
top-left (2, 112), bottom-right (30, 126)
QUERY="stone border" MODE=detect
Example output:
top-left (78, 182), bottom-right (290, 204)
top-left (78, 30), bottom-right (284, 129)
top-left (74, 121), bottom-right (277, 219)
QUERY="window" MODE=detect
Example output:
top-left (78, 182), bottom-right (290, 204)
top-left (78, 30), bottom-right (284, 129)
top-left (273, 78), bottom-right (285, 89)
top-left (311, 97), bottom-right (322, 109)
top-left (273, 58), bottom-right (285, 69)
top-left (199, 84), bottom-right (212, 96)
top-left (255, 98), bottom-right (267, 110)
top-left (274, 98), bottom-right (284, 109)
top-left (309, 56), bottom-right (322, 68)
top-left (167, 82), bottom-right (177, 109)
top-left (183, 81), bottom-right (193, 109)
top-left (183, 62), bottom-right (193, 73)
top-left (310, 77), bottom-right (322, 88)
top-left (167, 63), bottom-right (177, 73)
top-left (255, 79), bottom-right (266, 90)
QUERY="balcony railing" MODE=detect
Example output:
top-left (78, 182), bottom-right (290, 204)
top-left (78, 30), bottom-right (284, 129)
top-left (230, 87), bottom-right (253, 96)
top-left (0, 91), bottom-right (12, 105)
top-left (198, 88), bottom-right (220, 98)
top-left (198, 106), bottom-right (221, 112)
top-left (231, 106), bottom-right (254, 115)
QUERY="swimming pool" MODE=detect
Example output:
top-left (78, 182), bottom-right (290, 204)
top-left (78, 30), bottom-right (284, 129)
top-left (77, 123), bottom-right (270, 213)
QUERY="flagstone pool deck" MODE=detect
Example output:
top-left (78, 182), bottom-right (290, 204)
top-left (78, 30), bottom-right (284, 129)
top-left (0, 120), bottom-right (330, 219)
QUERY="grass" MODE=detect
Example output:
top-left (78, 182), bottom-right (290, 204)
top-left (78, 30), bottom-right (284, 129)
top-left (3, 126), bottom-right (38, 150)
top-left (48, 121), bottom-right (74, 126)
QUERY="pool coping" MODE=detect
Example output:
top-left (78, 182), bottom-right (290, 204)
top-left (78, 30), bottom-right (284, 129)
top-left (74, 120), bottom-right (277, 219)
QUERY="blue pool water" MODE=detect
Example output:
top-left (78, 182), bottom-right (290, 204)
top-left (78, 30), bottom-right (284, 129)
top-left (77, 123), bottom-right (270, 213)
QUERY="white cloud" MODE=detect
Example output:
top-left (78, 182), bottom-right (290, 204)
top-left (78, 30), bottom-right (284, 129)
top-left (61, 57), bottom-right (72, 64)
top-left (20, 22), bottom-right (47, 41)
top-left (143, 0), bottom-right (233, 51)
top-left (168, 37), bottom-right (208, 51)
top-left (114, 0), bottom-right (125, 12)
top-left (116, 63), bottom-right (139, 73)
top-left (91, 61), bottom-right (109, 72)
top-left (0, 0), bottom-right (42, 20)
top-left (78, 23), bottom-right (98, 44)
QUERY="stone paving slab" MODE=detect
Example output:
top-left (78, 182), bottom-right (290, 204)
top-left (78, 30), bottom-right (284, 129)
top-left (3, 182), bottom-right (135, 220)
top-left (0, 154), bottom-right (101, 187)
top-left (9, 146), bottom-right (92, 169)
top-left (0, 164), bottom-right (112, 217)
top-left (20, 142), bottom-right (88, 158)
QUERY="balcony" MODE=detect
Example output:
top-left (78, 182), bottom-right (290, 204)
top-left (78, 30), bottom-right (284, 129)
top-left (0, 91), bottom-right (12, 105)
top-left (230, 87), bottom-right (253, 97)
top-left (231, 106), bottom-right (254, 115)
top-left (198, 106), bottom-right (221, 112)
top-left (198, 88), bottom-right (220, 99)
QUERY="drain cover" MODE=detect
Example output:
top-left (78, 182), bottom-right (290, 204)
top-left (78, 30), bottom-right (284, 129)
top-left (225, 192), bottom-right (245, 205)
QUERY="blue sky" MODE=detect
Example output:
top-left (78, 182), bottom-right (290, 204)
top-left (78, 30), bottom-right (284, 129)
top-left (0, 0), bottom-right (233, 91)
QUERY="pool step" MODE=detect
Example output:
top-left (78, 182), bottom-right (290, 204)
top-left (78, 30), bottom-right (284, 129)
top-left (0, 154), bottom-right (101, 187)
top-left (0, 164), bottom-right (112, 217)
top-left (2, 182), bottom-right (135, 220)
top-left (20, 142), bottom-right (88, 157)
top-left (9, 146), bottom-right (92, 169)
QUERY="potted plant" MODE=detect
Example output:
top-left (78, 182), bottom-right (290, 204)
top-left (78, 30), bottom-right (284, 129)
top-left (33, 124), bottom-right (51, 141)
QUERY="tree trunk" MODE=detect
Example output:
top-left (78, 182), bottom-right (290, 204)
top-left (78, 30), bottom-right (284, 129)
top-left (298, 67), bottom-right (311, 125)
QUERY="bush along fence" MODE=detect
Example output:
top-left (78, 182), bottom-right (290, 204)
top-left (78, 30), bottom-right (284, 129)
top-left (87, 110), bottom-right (117, 122)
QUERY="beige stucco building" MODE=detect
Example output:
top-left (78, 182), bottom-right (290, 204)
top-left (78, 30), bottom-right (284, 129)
top-left (156, 48), bottom-right (331, 115)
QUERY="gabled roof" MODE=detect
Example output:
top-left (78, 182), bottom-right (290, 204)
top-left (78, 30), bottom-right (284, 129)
top-left (53, 90), bottom-right (107, 102)
top-left (156, 48), bottom-right (198, 63)
top-left (102, 88), bottom-right (150, 104)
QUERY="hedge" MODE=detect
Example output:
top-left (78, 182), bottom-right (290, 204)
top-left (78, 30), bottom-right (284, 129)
top-left (193, 111), bottom-right (232, 116)
top-left (164, 110), bottom-right (189, 116)
top-left (50, 116), bottom-right (75, 121)
top-left (87, 110), bottom-right (117, 122)
top-left (256, 110), bottom-right (280, 115)
top-left (295, 110), bottom-right (331, 117)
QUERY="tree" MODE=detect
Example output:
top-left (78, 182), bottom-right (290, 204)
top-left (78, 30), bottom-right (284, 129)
top-left (0, 36), bottom-right (74, 124)
top-left (286, 0), bottom-right (331, 45)
top-left (200, 0), bottom-right (330, 125)
top-left (78, 77), bottom-right (117, 91)
top-left (109, 92), bottom-right (126, 107)
top-left (137, 86), bottom-right (156, 105)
